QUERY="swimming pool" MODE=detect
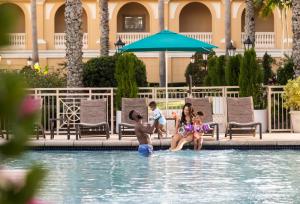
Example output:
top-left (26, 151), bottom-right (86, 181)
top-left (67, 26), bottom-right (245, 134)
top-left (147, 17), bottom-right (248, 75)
top-left (6, 150), bottom-right (300, 204)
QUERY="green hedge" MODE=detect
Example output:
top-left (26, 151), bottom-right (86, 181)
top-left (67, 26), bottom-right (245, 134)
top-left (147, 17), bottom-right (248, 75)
top-left (83, 55), bottom-right (147, 87)
top-left (20, 66), bottom-right (66, 88)
top-left (239, 49), bottom-right (263, 108)
top-left (225, 54), bottom-right (241, 86)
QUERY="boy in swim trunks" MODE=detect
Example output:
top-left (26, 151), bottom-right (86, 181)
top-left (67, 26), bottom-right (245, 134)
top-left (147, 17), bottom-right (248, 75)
top-left (129, 110), bottom-right (158, 157)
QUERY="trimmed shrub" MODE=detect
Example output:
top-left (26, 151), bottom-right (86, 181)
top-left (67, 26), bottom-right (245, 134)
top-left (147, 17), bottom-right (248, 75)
top-left (204, 55), bottom-right (217, 86)
top-left (83, 56), bottom-right (117, 87)
top-left (115, 53), bottom-right (142, 110)
top-left (225, 54), bottom-right (242, 86)
top-left (185, 53), bottom-right (207, 86)
top-left (205, 55), bottom-right (226, 86)
top-left (83, 55), bottom-right (147, 87)
top-left (239, 49), bottom-right (263, 108)
top-left (135, 57), bottom-right (148, 87)
top-left (262, 52), bottom-right (274, 85)
top-left (277, 55), bottom-right (295, 85)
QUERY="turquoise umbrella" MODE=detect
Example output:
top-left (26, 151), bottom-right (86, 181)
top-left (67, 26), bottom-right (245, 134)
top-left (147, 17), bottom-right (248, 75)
top-left (120, 30), bottom-right (217, 115)
top-left (120, 30), bottom-right (217, 52)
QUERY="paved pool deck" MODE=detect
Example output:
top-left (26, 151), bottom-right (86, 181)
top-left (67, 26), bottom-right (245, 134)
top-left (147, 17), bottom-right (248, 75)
top-left (1, 133), bottom-right (298, 150)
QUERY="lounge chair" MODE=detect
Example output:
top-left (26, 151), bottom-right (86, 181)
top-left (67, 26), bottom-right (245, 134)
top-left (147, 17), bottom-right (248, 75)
top-left (225, 97), bottom-right (262, 139)
top-left (118, 98), bottom-right (148, 140)
top-left (185, 97), bottom-right (219, 140)
top-left (30, 98), bottom-right (45, 140)
top-left (4, 98), bottom-right (45, 140)
top-left (75, 99), bottom-right (110, 140)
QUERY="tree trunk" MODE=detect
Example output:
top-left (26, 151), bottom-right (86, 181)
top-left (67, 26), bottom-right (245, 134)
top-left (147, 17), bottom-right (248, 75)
top-left (225, 0), bottom-right (231, 56)
top-left (65, 0), bottom-right (83, 87)
top-left (245, 0), bottom-right (255, 45)
top-left (100, 0), bottom-right (109, 56)
top-left (31, 0), bottom-right (39, 64)
top-left (292, 0), bottom-right (300, 77)
top-left (158, 0), bottom-right (166, 86)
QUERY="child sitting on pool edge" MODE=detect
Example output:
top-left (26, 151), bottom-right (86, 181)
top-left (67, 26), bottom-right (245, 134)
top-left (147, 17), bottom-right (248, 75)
top-left (193, 111), bottom-right (212, 151)
top-left (129, 110), bottom-right (158, 157)
top-left (149, 101), bottom-right (166, 139)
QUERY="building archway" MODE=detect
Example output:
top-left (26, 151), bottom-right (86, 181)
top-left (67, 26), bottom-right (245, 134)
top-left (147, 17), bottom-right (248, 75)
top-left (117, 2), bottom-right (150, 32)
top-left (0, 3), bottom-right (25, 33)
top-left (241, 10), bottom-right (274, 32)
top-left (179, 2), bottom-right (212, 32)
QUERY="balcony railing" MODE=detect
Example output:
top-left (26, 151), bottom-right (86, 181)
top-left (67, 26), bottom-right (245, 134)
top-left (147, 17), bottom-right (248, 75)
top-left (54, 33), bottom-right (88, 49)
top-left (7, 33), bottom-right (26, 49)
top-left (241, 32), bottom-right (275, 48)
top-left (180, 32), bottom-right (212, 44)
top-left (116, 32), bottom-right (150, 45)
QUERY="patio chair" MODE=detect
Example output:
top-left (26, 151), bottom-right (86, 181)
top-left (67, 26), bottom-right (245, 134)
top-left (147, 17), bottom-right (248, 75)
top-left (5, 98), bottom-right (45, 140)
top-left (118, 98), bottom-right (148, 140)
top-left (225, 97), bottom-right (262, 139)
top-left (75, 99), bottom-right (110, 140)
top-left (185, 97), bottom-right (219, 140)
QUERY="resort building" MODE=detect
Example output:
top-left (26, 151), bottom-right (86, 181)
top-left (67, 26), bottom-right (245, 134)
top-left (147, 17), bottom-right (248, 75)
top-left (0, 0), bottom-right (293, 83)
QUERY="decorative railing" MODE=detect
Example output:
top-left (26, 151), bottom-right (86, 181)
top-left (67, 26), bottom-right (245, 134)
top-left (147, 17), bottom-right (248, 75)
top-left (241, 32), bottom-right (275, 48)
top-left (180, 32), bottom-right (213, 44)
top-left (54, 33), bottom-right (88, 49)
top-left (7, 33), bottom-right (26, 49)
top-left (116, 32), bottom-right (151, 45)
top-left (0, 86), bottom-right (290, 136)
top-left (267, 86), bottom-right (290, 132)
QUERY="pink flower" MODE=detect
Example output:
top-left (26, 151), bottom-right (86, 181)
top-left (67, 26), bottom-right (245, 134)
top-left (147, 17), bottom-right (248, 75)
top-left (27, 199), bottom-right (47, 204)
top-left (20, 97), bottom-right (42, 117)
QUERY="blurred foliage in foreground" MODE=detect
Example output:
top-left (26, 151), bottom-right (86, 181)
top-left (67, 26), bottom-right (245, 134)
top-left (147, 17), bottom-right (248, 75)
top-left (0, 7), bottom-right (46, 204)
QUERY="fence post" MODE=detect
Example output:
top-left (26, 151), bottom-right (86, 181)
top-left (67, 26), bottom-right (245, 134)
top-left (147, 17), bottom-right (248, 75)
top-left (110, 88), bottom-right (114, 134)
top-left (56, 89), bottom-right (60, 136)
top-left (267, 86), bottom-right (272, 133)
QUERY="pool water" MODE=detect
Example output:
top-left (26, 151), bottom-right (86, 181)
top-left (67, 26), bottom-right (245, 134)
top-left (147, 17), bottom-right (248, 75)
top-left (6, 150), bottom-right (300, 204)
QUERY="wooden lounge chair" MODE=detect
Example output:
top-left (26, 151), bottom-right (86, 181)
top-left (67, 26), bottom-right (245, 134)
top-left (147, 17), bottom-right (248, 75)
top-left (75, 99), bottom-right (110, 140)
top-left (185, 97), bottom-right (219, 140)
top-left (118, 98), bottom-right (148, 140)
top-left (225, 97), bottom-right (262, 139)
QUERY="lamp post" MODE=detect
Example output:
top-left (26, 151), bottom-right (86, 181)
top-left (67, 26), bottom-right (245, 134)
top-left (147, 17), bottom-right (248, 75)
top-left (190, 54), bottom-right (195, 63)
top-left (243, 36), bottom-right (254, 50)
top-left (114, 37), bottom-right (125, 53)
top-left (228, 42), bottom-right (236, 56)
top-left (203, 52), bottom-right (208, 70)
top-left (27, 57), bottom-right (32, 67)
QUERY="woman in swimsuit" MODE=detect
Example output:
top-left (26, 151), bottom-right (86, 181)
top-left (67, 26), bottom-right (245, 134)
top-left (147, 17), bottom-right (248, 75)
top-left (170, 103), bottom-right (195, 152)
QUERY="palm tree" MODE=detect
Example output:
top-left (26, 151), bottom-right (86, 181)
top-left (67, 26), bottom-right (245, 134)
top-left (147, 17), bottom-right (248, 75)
top-left (31, 0), bottom-right (39, 64)
top-left (225, 0), bottom-right (231, 56)
top-left (255, 0), bottom-right (298, 75)
top-left (245, 0), bottom-right (255, 45)
top-left (65, 0), bottom-right (83, 87)
top-left (158, 0), bottom-right (166, 86)
top-left (292, 0), bottom-right (300, 76)
top-left (99, 0), bottom-right (109, 56)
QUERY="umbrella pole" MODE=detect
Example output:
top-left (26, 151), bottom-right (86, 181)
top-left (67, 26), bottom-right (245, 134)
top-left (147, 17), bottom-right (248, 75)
top-left (165, 51), bottom-right (168, 136)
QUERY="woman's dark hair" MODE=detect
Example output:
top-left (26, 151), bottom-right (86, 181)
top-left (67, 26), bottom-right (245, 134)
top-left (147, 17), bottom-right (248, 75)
top-left (180, 103), bottom-right (194, 124)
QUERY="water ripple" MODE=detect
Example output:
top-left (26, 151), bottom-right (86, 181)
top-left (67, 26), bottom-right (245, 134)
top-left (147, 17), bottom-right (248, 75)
top-left (5, 150), bottom-right (300, 204)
